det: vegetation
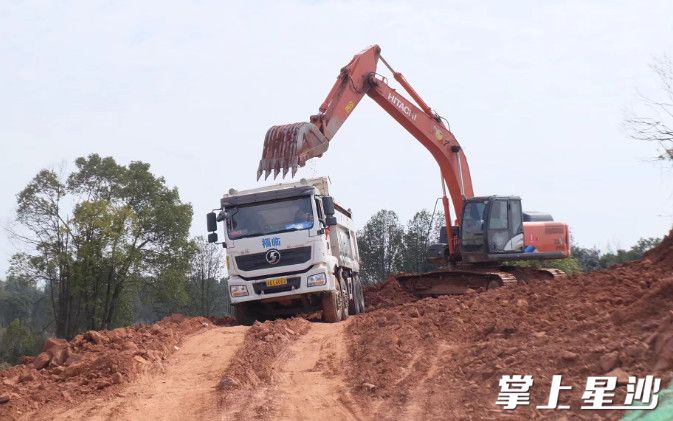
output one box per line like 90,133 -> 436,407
572,237 -> 661,272
356,209 -> 443,284
357,209 -> 661,283
1,155 -> 232,365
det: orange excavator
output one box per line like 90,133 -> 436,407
258,45 -> 570,295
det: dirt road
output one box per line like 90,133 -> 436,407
17,320 -> 366,421
31,325 -> 248,421
219,321 -> 365,421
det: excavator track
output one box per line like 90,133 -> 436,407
395,269 -> 517,298
497,266 -> 567,283
395,266 -> 565,298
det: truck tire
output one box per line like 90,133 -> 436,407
234,303 -> 257,325
354,275 -> 365,313
338,277 -> 349,320
347,273 -> 358,315
321,290 -> 340,323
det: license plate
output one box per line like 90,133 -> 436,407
266,278 -> 287,287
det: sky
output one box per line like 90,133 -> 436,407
1,0 -> 672,275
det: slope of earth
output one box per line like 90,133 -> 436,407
42,324 -> 248,420
0,314 -> 222,420
346,228 -> 673,420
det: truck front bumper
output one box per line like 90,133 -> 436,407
228,265 -> 335,304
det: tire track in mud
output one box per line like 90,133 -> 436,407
398,342 -> 456,421
220,320 -> 364,421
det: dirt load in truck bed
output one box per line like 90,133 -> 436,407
1,228 -> 672,420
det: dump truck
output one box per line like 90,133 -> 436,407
206,177 -> 364,324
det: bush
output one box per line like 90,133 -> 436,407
507,257 -> 583,276
0,319 -> 43,364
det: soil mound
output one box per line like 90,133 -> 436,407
0,315 -> 211,417
363,276 -> 417,311
346,227 -> 673,419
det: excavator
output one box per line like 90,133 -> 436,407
257,45 -> 570,296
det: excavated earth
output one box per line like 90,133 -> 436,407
1,229 -> 672,420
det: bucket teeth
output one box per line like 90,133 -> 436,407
258,122 -> 330,180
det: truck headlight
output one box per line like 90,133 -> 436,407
229,285 -> 249,297
307,272 -> 327,287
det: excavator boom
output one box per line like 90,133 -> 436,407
258,45 -> 474,257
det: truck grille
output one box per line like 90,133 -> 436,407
235,246 -> 312,271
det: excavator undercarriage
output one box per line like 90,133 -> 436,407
395,265 -> 566,298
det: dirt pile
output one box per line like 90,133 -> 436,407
364,276 -> 417,311
219,317 -> 310,390
0,314 -> 211,418
346,228 -> 673,419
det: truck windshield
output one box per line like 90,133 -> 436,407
226,196 -> 314,240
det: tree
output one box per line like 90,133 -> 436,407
572,237 -> 661,272
571,245 -> 603,272
357,210 -> 404,285
0,319 -> 42,365
187,237 -> 229,317
9,154 -> 193,338
626,56 -> 673,163
399,210 -> 444,273
599,237 -> 661,268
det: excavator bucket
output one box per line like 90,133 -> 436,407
257,122 -> 330,180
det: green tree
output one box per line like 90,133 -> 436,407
571,245 -> 603,272
10,154 -> 193,338
357,210 -> 404,285
599,237 -> 662,268
572,237 -> 661,272
0,319 -> 42,364
0,274 -> 45,328
399,210 -> 444,273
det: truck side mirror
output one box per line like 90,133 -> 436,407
207,212 -> 217,232
207,232 -> 218,243
325,216 -> 337,227
322,196 -> 335,216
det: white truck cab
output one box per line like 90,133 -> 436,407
206,177 -> 364,324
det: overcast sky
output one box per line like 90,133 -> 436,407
1,1 -> 673,275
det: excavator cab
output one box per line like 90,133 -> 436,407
459,196 -> 524,262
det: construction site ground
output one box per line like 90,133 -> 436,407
1,229 -> 672,420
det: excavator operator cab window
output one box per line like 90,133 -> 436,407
460,201 -> 487,253
460,197 -> 525,256
487,198 -> 524,254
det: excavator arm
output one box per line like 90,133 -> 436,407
258,45 -> 474,257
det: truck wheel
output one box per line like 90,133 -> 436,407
347,274 -> 359,315
339,277 -> 349,320
321,291 -> 340,323
355,275 -> 365,313
234,303 -> 256,326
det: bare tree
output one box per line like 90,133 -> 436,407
626,57 -> 673,162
